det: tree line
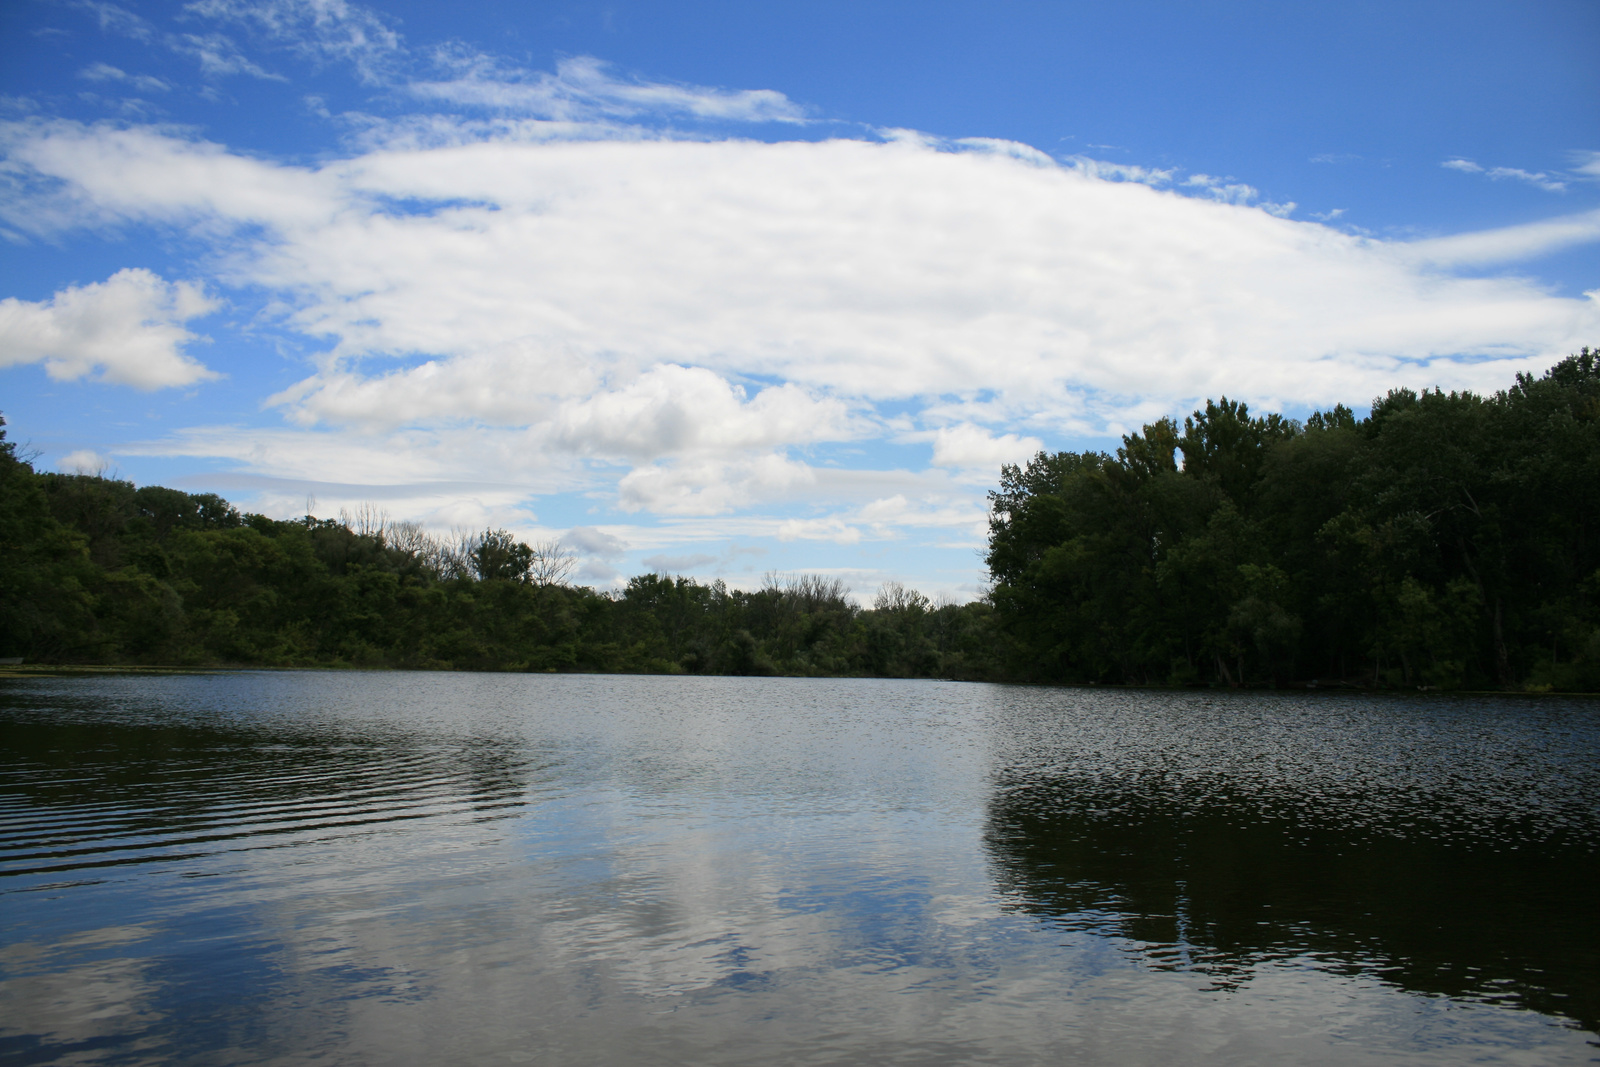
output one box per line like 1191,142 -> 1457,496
0,435 -> 999,677
3,350 -> 1596,689
986,349 -> 1600,690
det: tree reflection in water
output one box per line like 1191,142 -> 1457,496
985,764 -> 1599,1031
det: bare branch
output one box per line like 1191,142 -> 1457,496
528,539 -> 577,587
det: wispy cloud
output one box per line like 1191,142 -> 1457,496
1183,173 -> 1296,216
1442,158 -> 1567,192
409,53 -> 808,124
1063,155 -> 1175,186
173,31 -> 285,79
110,0 -> 800,125
72,0 -> 285,80
78,62 -> 171,93
72,0 -> 156,42
182,0 -> 404,84
1401,207 -> 1600,267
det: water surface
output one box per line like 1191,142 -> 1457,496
1,673 -> 1595,1065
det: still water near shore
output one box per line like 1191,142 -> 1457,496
1,672 -> 1596,1066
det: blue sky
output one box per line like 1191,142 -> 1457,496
2,0 -> 1597,600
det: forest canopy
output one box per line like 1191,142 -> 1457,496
3,350 -> 1597,690
986,349 -> 1600,691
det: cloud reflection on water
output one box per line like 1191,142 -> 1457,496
0,675 -> 1595,1065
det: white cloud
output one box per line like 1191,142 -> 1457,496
618,453 -> 816,515
551,366 -> 861,458
1063,156 -> 1175,186
575,558 -> 620,584
564,526 -> 628,558
641,552 -> 718,573
1402,208 -> 1600,267
410,53 -> 807,124
57,448 -> 111,474
775,516 -> 862,544
5,109 -> 1600,544
0,269 -> 217,388
10,120 -> 1585,422
176,0 -> 793,122
25,9 -> 1600,592
132,423 -> 584,493
0,121 -> 338,234
856,493 -> 987,538
78,62 -> 170,93
1184,173 -> 1294,216
172,31 -> 285,79
761,490 -> 988,547
183,0 -> 404,83
1442,158 -> 1567,192
926,425 -> 1045,470
76,1 -> 157,43
74,0 -> 289,81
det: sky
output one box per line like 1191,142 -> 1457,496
1,0 -> 1597,601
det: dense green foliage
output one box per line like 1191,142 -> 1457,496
5,353 -> 1596,688
987,351 -> 1600,690
0,424 -> 999,677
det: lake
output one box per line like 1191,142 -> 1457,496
1,672 -> 1596,1065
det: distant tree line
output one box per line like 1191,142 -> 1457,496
0,434 -> 998,677
3,351 -> 1596,689
986,349 -> 1600,691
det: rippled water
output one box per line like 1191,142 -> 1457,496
1,673 -> 1596,1066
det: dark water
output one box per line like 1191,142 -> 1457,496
1,673 -> 1596,1066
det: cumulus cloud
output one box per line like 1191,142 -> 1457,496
16,2 -> 1600,592
551,366 -> 861,458
5,105 -> 1600,528
564,526 -> 628,558
10,119 -> 1593,425
858,493 -> 986,533
926,425 -> 1045,470
618,453 -> 816,515
0,269 -> 217,388
57,448 -> 111,474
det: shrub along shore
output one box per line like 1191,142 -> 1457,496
3,351 -> 1597,690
